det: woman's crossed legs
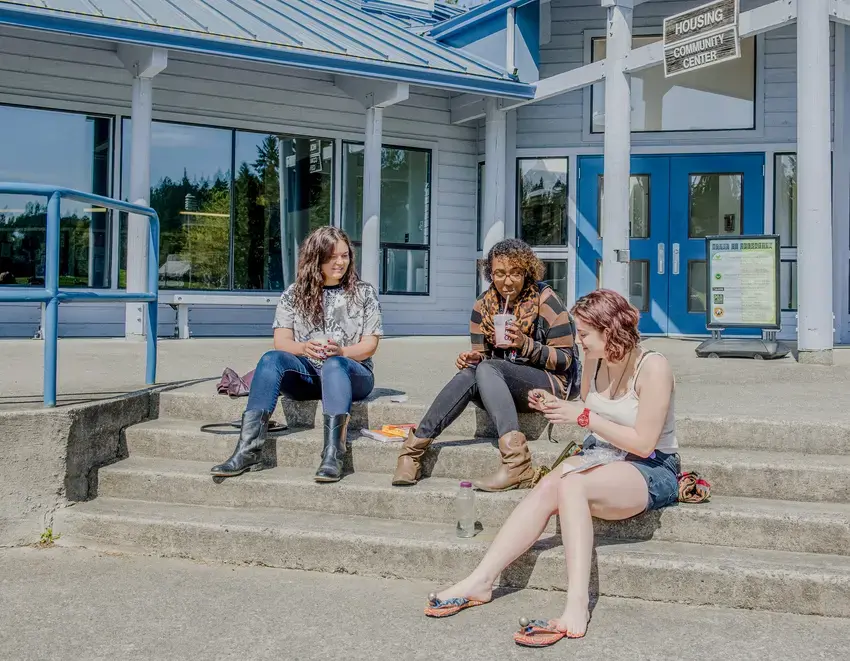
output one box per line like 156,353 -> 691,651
435,458 -> 649,636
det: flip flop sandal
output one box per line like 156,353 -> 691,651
513,619 -> 568,647
514,615 -> 589,646
424,593 -> 488,618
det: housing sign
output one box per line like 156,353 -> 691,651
707,235 -> 781,330
663,0 -> 740,78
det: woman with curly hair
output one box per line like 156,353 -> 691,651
211,226 -> 383,482
423,289 -> 679,646
392,238 -> 579,492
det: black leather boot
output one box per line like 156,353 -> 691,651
314,413 -> 350,483
210,409 -> 270,477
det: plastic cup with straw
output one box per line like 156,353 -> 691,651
494,293 -> 515,348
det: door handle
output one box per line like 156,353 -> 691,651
672,243 -> 680,275
657,243 -> 665,275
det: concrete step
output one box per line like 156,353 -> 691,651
126,419 -> 850,503
154,387 -> 850,455
56,497 -> 850,617
97,456 -> 850,557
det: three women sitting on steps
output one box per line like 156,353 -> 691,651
393,238 -> 580,492
211,226 -> 383,483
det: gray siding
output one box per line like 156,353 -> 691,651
0,26 -> 479,337
515,0 -> 834,150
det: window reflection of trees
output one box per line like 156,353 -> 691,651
519,159 -> 568,246
234,135 -> 333,290
234,136 -> 282,291
124,124 -> 334,292
0,202 -> 100,286
152,170 -> 231,290
0,109 -> 111,288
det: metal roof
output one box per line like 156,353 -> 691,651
0,0 -> 532,97
364,1 -> 466,28
428,0 -> 537,40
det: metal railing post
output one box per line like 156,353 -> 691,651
0,183 -> 159,405
145,211 -> 159,385
43,191 -> 61,407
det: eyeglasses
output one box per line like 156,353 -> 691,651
492,270 -> 524,281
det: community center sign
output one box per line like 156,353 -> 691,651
663,0 -> 740,78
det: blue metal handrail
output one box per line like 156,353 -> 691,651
0,183 -> 160,407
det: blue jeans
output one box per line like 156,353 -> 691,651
246,351 -> 375,416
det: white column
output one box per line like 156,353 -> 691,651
797,0 -> 834,364
333,77 -> 408,291
125,75 -> 153,338
361,106 -> 383,289
600,0 -> 633,296
833,23 -> 850,345
118,46 -> 166,339
482,97 -> 507,255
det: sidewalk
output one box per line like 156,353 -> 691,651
1,546 -> 847,661
4,336 -> 850,421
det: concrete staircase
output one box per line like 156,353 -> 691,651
58,388 -> 850,617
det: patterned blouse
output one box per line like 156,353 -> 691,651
273,281 -> 384,371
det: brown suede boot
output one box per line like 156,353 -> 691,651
473,431 -> 535,492
392,430 -> 433,486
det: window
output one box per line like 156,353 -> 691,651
122,120 -> 232,290
590,35 -> 756,133
688,174 -> 743,239
341,143 -> 431,295
688,261 -> 707,313
774,153 -> 797,248
775,153 -> 797,313
597,174 -> 651,238
518,158 -> 568,246
630,260 -> 650,312
121,121 -> 335,291
0,105 -> 112,288
541,259 -> 569,304
233,134 -> 333,290
781,260 -> 797,311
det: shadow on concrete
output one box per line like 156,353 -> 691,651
0,377 -> 220,411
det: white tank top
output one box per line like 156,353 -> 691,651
585,349 -> 678,454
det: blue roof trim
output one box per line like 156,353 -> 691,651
428,0 -> 536,40
0,5 -> 535,98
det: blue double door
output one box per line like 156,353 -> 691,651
577,154 -> 765,336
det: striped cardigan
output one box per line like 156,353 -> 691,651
469,284 -> 578,397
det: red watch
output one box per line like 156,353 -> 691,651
577,408 -> 591,428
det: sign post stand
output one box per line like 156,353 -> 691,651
695,235 -> 790,360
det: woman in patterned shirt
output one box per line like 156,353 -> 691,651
392,238 -> 579,492
211,226 -> 383,483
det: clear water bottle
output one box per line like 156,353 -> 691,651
456,481 -> 476,538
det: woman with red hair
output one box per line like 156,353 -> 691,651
423,289 -> 679,647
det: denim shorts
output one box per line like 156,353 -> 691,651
582,436 -> 680,511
